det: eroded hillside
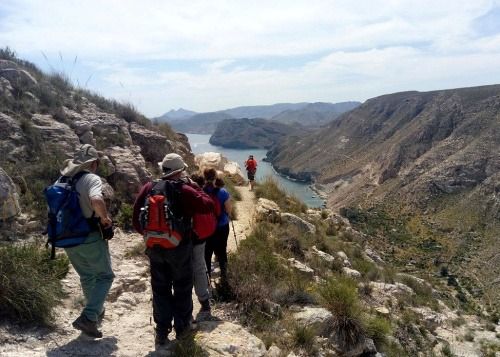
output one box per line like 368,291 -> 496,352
269,85 -> 500,311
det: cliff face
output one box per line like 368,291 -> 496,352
209,118 -> 302,149
269,85 -> 500,307
0,55 -> 193,238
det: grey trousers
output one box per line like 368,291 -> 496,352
193,242 -> 210,302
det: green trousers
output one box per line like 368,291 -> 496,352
65,234 -> 115,322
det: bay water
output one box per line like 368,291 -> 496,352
186,133 -> 325,208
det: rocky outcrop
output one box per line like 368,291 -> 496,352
255,198 -> 281,222
195,152 -> 226,172
293,306 -> 333,332
129,122 -> 174,165
31,114 -> 80,153
0,168 -> 20,220
0,113 -> 27,161
194,152 -> 245,183
280,212 -> 316,235
196,321 -> 267,356
105,146 -> 152,200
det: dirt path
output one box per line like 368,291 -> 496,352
0,185 -> 256,357
227,186 -> 255,253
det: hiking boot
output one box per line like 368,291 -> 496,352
155,327 -> 171,346
196,299 -> 211,321
175,322 -> 195,340
72,314 -> 103,338
199,299 -> 211,313
97,308 -> 105,325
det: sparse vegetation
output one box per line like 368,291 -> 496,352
255,177 -> 307,214
116,203 -> 134,230
0,242 -> 69,323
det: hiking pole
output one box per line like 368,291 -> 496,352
230,219 -> 238,249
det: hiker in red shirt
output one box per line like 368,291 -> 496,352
244,155 -> 258,191
132,153 -> 214,345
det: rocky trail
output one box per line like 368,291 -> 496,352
0,186 -> 264,357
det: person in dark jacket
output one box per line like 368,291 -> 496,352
133,153 -> 214,345
203,168 -> 232,282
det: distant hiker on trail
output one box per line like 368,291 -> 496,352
203,168 -> 232,282
56,144 -> 114,338
244,155 -> 257,191
132,154 -> 214,345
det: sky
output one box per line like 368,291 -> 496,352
1,0 -> 500,117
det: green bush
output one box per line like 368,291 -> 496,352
365,315 -> 391,347
255,177 -> 307,214
318,276 -> 365,350
227,223 -> 287,308
0,243 -> 69,323
224,177 -> 242,201
293,324 -> 316,350
116,203 -> 133,230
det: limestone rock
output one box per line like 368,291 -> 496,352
0,77 -> 13,98
293,306 -> 333,332
0,113 -> 27,161
311,246 -> 336,264
31,114 -> 80,154
265,345 -> 282,357
0,68 -> 38,89
195,152 -> 227,172
105,146 -> 152,200
0,168 -> 20,220
255,198 -> 281,223
342,267 -> 361,279
287,258 -> 314,275
281,212 -> 316,235
223,161 -> 245,184
196,321 -> 267,356
129,122 -> 173,164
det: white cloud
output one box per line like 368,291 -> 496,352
0,0 -> 499,115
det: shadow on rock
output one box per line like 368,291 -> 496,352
47,335 -> 118,357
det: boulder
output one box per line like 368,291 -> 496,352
0,168 -> 20,220
265,345 -> 282,357
326,213 -> 350,234
105,146 -> 152,201
336,251 -> 351,267
281,213 -> 316,235
287,258 -> 314,276
0,113 -> 27,161
342,267 -> 362,279
223,161 -> 245,185
255,198 -> 281,223
0,77 -> 13,98
0,68 -> 38,89
31,114 -> 80,153
293,306 -> 333,332
129,123 -> 173,164
196,321 -> 267,356
195,152 -> 227,172
364,248 -> 384,264
311,245 -> 336,264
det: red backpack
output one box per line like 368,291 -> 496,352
193,187 -> 222,239
140,180 -> 191,249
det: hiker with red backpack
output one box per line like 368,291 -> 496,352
203,168 -> 232,282
244,155 -> 258,191
132,153 -> 214,345
189,173 -> 215,320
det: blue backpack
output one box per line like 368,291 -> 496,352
44,172 -> 95,258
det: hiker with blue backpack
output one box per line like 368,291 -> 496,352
45,144 -> 114,338
203,168 -> 232,282
132,153 -> 215,345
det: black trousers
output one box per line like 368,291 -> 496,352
147,241 -> 193,333
204,224 -> 230,275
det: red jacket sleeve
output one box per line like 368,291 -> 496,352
132,181 -> 153,234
